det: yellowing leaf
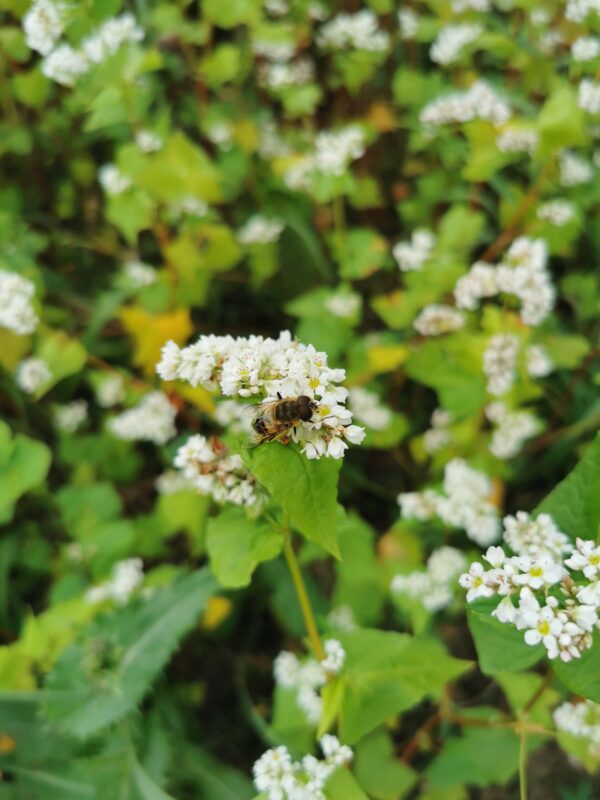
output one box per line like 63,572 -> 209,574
201,596 -> 233,630
120,306 -> 192,376
177,384 -> 215,414
367,344 -> 409,373
0,734 -> 16,754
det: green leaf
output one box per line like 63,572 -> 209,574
425,723 -> 519,789
335,629 -> 471,743
132,756 -> 178,800
537,86 -> 587,157
43,570 -> 217,738
0,423 -> 51,524
330,228 -> 389,280
243,444 -> 342,557
325,768 -> 369,800
36,330 -> 87,397
467,599 -> 542,675
206,507 -> 283,587
202,0 -> 261,28
354,729 -> 417,799
178,746 -> 255,800
537,433 -> 600,539
553,637 -> 600,702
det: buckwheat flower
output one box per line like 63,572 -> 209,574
265,0 -> 289,15
155,469 -> 192,495
317,10 -> 390,52
566,0 -> 600,22
459,562 -> 496,602
578,79 -> 600,114
320,734 -> 353,766
393,229 -> 436,272
0,270 -> 38,335
420,81 -> 511,127
486,402 -> 539,459
54,400 -> 88,433
214,399 -> 253,434
398,8 -> 419,39
496,128 -> 538,154
86,557 -> 144,605
206,121 -> 233,150
96,373 -> 125,407
572,36 -> 600,61
554,700 -> 600,756
325,290 -> 362,320
539,30 -> 564,56
503,512 -> 570,561
514,555 -> 565,590
169,196 -> 208,217
559,150 -> 594,187
274,651 -> 302,688
348,387 -> 391,431
259,58 -> 315,90
98,164 -> 131,195
314,126 -> 366,176
16,357 -> 52,394
398,490 -> 439,520
430,23 -> 483,65
515,590 -> 562,658
123,260 -> 156,288
252,40 -> 296,61
576,580 -> 600,606
252,746 -> 295,799
41,44 -> 89,87
328,605 -> 356,632
258,121 -> 292,159
537,200 -> 576,226
237,215 -> 284,245
414,305 -> 465,336
321,639 -> 345,675
452,0 -> 491,10
454,262 -> 498,310
108,391 -> 177,445
81,13 -> 143,64
530,8 -> 550,25
495,237 -> 555,326
483,334 -> 519,396
565,538 -> 600,580
526,344 -> 554,377
23,0 -> 63,55
135,129 -> 162,152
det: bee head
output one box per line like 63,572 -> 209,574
297,395 -> 317,421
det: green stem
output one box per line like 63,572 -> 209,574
282,535 -> 325,661
519,715 -> 528,800
332,195 -> 346,246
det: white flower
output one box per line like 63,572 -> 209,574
319,735 -> 353,766
16,357 -> 52,394
516,591 -> 563,658
565,538 -> 600,580
423,408 -> 452,454
398,9 -> 419,39
86,558 -> 144,605
554,700 -> 600,755
452,0 -> 491,10
559,151 -> 594,187
313,126 -> 365,177
576,580 -> 600,606
537,200 -> 576,227
155,469 -> 192,495
513,555 -> 565,590
493,596 -> 517,623
81,13 -> 143,64
214,399 -> 253,434
398,490 -> 439,520
454,262 -> 498,310
483,334 -> 519,396
486,403 -> 539,459
123,260 -> 156,288
54,400 -> 88,433
496,128 -> 538,154
503,512 -> 570,561
42,44 -> 89,87
274,651 -> 301,688
495,237 -> 555,326
321,639 -> 345,675
325,290 -> 362,319
317,10 -> 390,52
96,373 -> 125,407
0,270 -> 38,335
578,79 -> 600,114
420,81 -> 511,127
108,391 -> 177,445
328,605 -> 356,631
393,229 -> 436,272
169,196 -> 208,217
206,121 -> 232,150
348,387 -> 391,431
135,129 -> 162,152
526,345 -> 553,377
237,216 -> 284,245
259,58 -> 315,90
253,746 -> 295,798
566,0 -> 600,21
572,36 -> 600,61
430,23 -> 483,66
414,305 -> 465,336
23,0 -> 63,55
98,164 -> 131,195
459,562 -> 496,603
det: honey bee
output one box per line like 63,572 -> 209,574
250,393 -> 317,445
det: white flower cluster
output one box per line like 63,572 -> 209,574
123,260 -> 156,288
559,151 -> 594,187
86,558 -> 144,605
206,121 -> 233,150
98,164 -> 131,195
237,215 -> 284,245
284,127 -> 365,189
214,399 -> 253,434
414,305 -> 465,336
572,36 -> 600,61
23,0 -> 63,55
253,736 -> 353,800
252,40 -> 296,62
348,387 -> 392,431
155,469 -> 192,495
39,13 -> 143,87
324,289 -> 362,319
430,23 -> 483,66
157,331 -> 365,460
169,195 -> 208,218
554,700 -> 600,757
423,408 -> 452,454
496,128 -> 539,154
566,0 -> 600,23
483,334 -> 519,396
486,401 -> 539,459
392,546 -> 467,612
393,229 -> 436,272
398,9 -> 419,39
0,270 -> 38,335
317,10 -> 390,52
455,237 -> 554,326
460,519 -> 600,663
16,357 -> 52,394
328,605 -> 356,632
173,434 -> 261,507
54,400 -> 88,433
578,79 -> 600,114
399,458 -> 500,546
274,640 -> 346,725
537,200 -> 576,226
420,81 -> 511,127
135,129 -> 162,152
95,373 -> 125,407
526,344 -> 554,378
108,391 -> 176,445
452,0 -> 491,10
259,58 -> 315,90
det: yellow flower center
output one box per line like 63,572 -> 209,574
538,621 -> 550,636
530,567 -> 543,577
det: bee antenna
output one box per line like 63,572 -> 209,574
277,392 -> 282,400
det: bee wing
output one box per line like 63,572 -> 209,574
243,398 -> 279,419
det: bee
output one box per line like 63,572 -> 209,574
250,393 -> 317,445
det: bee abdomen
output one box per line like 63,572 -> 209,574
275,401 -> 298,422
